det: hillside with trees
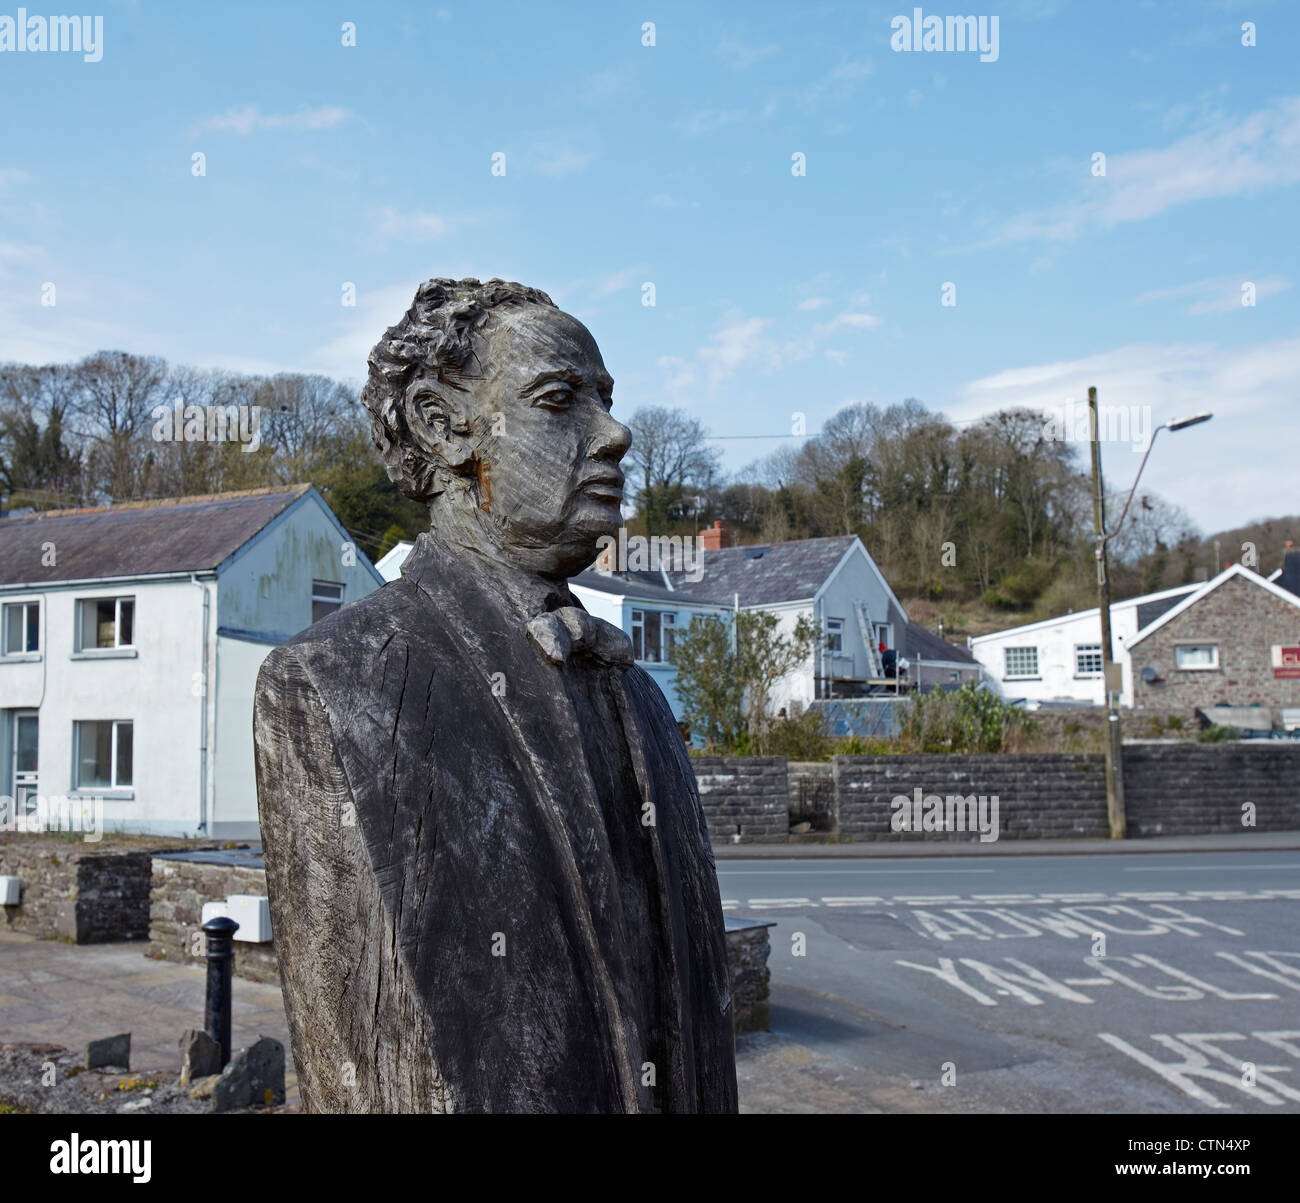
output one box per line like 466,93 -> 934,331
2,351 -> 1294,635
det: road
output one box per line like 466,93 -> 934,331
718,851 -> 1300,1113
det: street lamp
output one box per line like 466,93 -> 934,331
1088,389 -> 1212,840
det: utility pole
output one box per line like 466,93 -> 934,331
1089,388 -> 1127,840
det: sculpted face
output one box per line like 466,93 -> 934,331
409,304 -> 632,578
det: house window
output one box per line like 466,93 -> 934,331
1004,646 -> 1039,678
2,601 -> 39,654
631,609 -> 674,663
77,597 -> 134,650
826,618 -> 845,654
661,612 -> 677,663
312,581 -> 344,623
74,720 -> 133,790
1075,644 -> 1104,676
1175,644 -> 1219,671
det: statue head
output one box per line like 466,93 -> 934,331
361,278 -> 631,579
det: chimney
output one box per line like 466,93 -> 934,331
700,520 -> 730,551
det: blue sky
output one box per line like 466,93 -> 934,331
1,0 -> 1296,533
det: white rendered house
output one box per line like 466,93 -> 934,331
967,584 -> 1199,707
0,485 -> 383,837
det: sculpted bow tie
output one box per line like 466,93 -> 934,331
527,607 -> 634,670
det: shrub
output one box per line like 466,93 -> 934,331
1196,724 -> 1234,743
900,681 -> 1039,753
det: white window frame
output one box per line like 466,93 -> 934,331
1074,643 -> 1103,677
1004,646 -> 1039,679
1174,643 -> 1219,671
312,580 -> 345,623
2,600 -> 40,656
631,608 -> 669,663
826,617 -> 845,654
873,622 -> 893,651
75,596 -> 135,652
661,611 -> 677,663
73,719 -> 133,792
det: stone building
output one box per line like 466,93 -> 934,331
1127,563 -> 1300,717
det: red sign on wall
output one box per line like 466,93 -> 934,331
1273,645 -> 1300,679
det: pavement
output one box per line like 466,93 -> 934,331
713,829 -> 1300,858
0,932 -> 299,1106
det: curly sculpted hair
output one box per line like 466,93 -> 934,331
360,277 -> 556,501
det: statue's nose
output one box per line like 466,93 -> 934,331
590,410 -> 632,461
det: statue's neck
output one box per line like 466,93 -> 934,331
416,524 -> 575,619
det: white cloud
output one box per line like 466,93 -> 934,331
797,296 -> 828,311
0,167 -> 32,195
592,266 -> 645,298
531,136 -> 594,176
699,314 -> 772,385
955,336 -> 1300,531
197,105 -> 351,135
682,108 -> 745,137
372,205 -> 451,242
981,96 -> 1300,247
719,39 -> 780,70
817,311 -> 881,333
1133,274 -> 1291,315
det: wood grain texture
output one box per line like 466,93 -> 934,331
254,533 -> 737,1113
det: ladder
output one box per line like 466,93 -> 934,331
854,601 -> 884,678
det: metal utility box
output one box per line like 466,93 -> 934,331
226,894 -> 272,942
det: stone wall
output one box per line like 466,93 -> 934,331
0,839 -> 164,942
1124,743 -> 1300,836
148,858 -> 280,983
691,756 -> 788,843
1131,573 -> 1300,714
725,919 -> 773,1033
835,754 -> 1107,843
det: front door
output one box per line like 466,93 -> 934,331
12,710 -> 38,820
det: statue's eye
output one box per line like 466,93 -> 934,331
534,388 -> 574,410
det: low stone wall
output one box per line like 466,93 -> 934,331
725,919 -> 774,1033
149,857 -> 772,1034
1125,743 -> 1300,836
148,858 -> 280,983
835,754 -> 1107,843
0,839 -> 165,943
691,756 -> 788,844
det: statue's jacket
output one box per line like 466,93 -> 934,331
253,533 -> 738,1113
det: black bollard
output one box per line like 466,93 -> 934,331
201,915 -> 240,1067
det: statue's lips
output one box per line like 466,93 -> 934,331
578,478 -> 624,502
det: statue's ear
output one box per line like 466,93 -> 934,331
403,379 -> 474,472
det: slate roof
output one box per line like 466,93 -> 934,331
662,534 -> 858,605
569,570 -> 711,605
1134,585 -> 1199,632
903,620 -> 976,664
0,485 -> 313,587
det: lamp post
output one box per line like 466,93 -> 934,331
1088,388 -> 1212,840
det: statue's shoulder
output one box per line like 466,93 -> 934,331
257,579 -> 433,698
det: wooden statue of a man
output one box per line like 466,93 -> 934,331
253,278 -> 738,1113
